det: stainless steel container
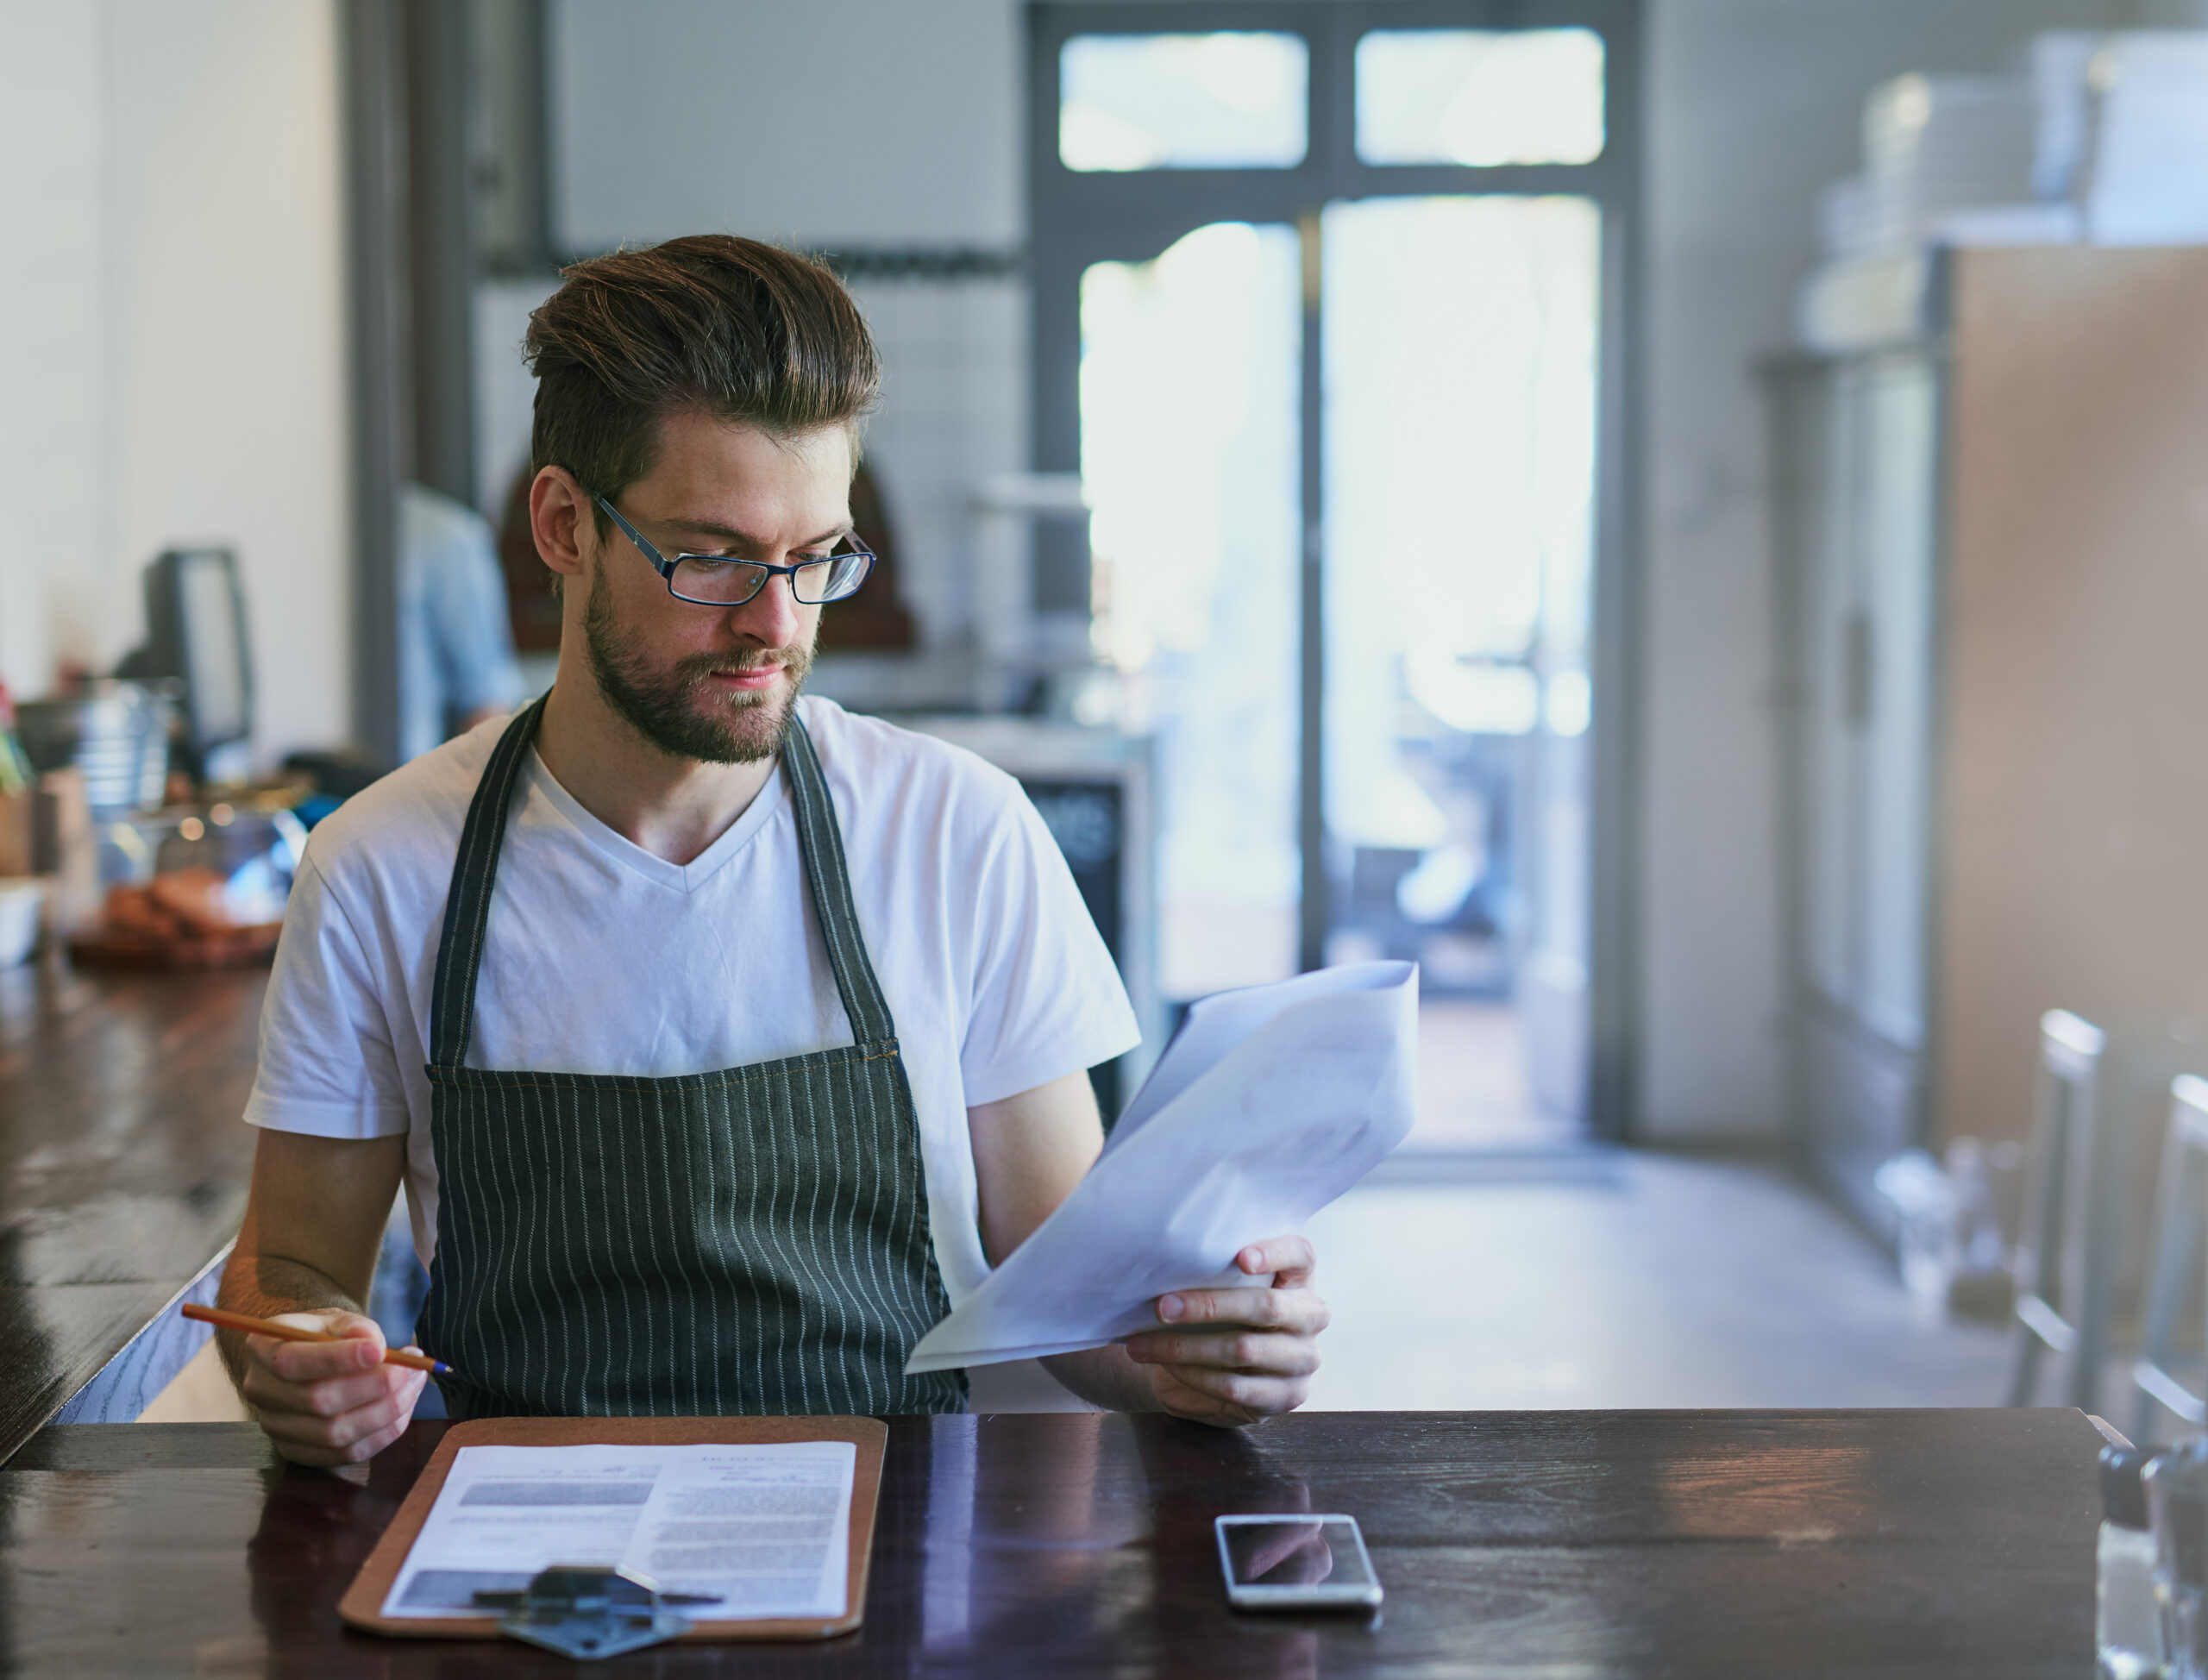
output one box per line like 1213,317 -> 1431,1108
16,681 -> 176,813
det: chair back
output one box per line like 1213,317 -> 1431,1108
2009,1009 -> 2108,1407
2132,1075 -> 2208,1438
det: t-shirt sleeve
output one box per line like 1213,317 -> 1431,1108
957,782 -> 1142,1109
242,854 -> 415,1138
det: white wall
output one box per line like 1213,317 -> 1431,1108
0,0 -> 350,766
551,0 -> 1022,249
0,3 -> 104,711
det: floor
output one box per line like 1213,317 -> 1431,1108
1300,1150 -> 2015,1411
140,1341 -> 248,1423
1407,998 -> 1578,1150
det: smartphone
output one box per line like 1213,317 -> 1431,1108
1214,1514 -> 1383,1611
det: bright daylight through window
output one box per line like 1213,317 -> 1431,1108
1060,32 -> 1309,172
1355,28 -> 1606,167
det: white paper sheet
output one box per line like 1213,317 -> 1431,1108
380,1441 -> 854,1620
906,960 -> 1417,1374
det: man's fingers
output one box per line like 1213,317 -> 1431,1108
1236,1234 -> 1316,1284
241,1359 -> 396,1420
252,1333 -> 387,1385
242,1349 -> 420,1433
1126,1329 -> 1321,1377
249,1367 -> 423,1462
269,1408 -> 410,1469
1151,1364 -> 1308,1422
242,1309 -> 386,1382
229,1308 -> 418,1467
246,1366 -> 410,1435
1156,1283 -> 1329,1337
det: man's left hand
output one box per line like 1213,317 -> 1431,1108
1121,1235 -> 1328,1426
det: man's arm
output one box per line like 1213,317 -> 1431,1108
216,1129 -> 427,1466
967,1071 -> 1328,1426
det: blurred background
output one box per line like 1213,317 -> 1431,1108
9,0 -> 2208,1422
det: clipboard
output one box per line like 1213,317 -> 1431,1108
338,1415 -> 888,1642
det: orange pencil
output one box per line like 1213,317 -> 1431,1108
182,1302 -> 454,1376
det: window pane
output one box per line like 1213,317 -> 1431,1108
1356,29 -> 1605,166
1061,34 -> 1308,172
1322,196 -> 1602,1000
1082,224 -> 1302,997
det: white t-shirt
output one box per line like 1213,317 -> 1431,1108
245,695 -> 1142,1318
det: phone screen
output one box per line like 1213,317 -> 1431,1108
1220,1519 -> 1375,1589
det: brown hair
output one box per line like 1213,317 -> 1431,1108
524,235 -> 879,531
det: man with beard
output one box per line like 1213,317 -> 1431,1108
216,235 -> 1329,1463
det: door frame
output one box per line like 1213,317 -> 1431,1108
1027,0 -> 1644,1139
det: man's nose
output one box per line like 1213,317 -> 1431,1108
727,571 -> 806,646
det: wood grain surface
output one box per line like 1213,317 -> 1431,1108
0,954 -> 266,1460
0,1407 -> 2100,1677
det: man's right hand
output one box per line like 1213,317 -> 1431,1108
235,1310 -> 427,1467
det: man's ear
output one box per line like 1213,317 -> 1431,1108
530,466 -> 593,588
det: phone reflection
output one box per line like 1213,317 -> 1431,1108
926,1412 -> 1320,1677
1224,1518 -> 1333,1586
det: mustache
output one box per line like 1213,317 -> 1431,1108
672,645 -> 808,680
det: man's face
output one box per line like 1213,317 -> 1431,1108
580,411 -> 853,764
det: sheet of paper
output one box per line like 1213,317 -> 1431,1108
380,1441 -> 855,1620
906,960 -> 1416,1373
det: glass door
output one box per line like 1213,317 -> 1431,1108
1032,3 -> 1638,1138
1082,223 -> 1304,998
1320,192 -> 1600,1138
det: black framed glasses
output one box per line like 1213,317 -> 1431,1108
594,495 -> 875,607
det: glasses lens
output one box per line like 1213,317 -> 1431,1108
670,555 -> 769,604
792,550 -> 874,605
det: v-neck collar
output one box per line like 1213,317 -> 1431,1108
524,746 -> 787,894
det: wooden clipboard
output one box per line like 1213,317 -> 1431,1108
338,1415 -> 887,1642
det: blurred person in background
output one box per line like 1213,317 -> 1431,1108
397,482 -> 527,763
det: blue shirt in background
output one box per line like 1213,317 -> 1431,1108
397,484 -> 528,764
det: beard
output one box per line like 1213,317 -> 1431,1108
582,567 -> 814,764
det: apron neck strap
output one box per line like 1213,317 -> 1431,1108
429,693 -> 547,1071
428,694 -> 895,1072
779,716 -> 897,1045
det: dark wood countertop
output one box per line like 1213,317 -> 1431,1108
0,1407 -> 2100,1677
0,952 -> 266,1460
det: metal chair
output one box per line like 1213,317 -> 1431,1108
2133,1075 -> 2208,1441
2008,1009 -> 2111,1408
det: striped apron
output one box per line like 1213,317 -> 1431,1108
413,696 -> 968,1418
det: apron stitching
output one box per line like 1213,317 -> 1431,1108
820,1054 -> 860,1414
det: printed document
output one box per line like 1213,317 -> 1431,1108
906,960 -> 1417,1373
381,1441 -> 854,1620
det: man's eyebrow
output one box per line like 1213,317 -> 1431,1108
658,515 -> 853,551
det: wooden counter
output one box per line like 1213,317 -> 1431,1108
0,952 -> 265,1461
0,1407 -> 2098,1676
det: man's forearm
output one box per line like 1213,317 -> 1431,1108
212,1251 -> 365,1388
1042,1345 -> 1164,1413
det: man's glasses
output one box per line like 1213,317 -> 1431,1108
594,495 -> 875,608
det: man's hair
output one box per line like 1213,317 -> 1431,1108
524,235 -> 879,531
